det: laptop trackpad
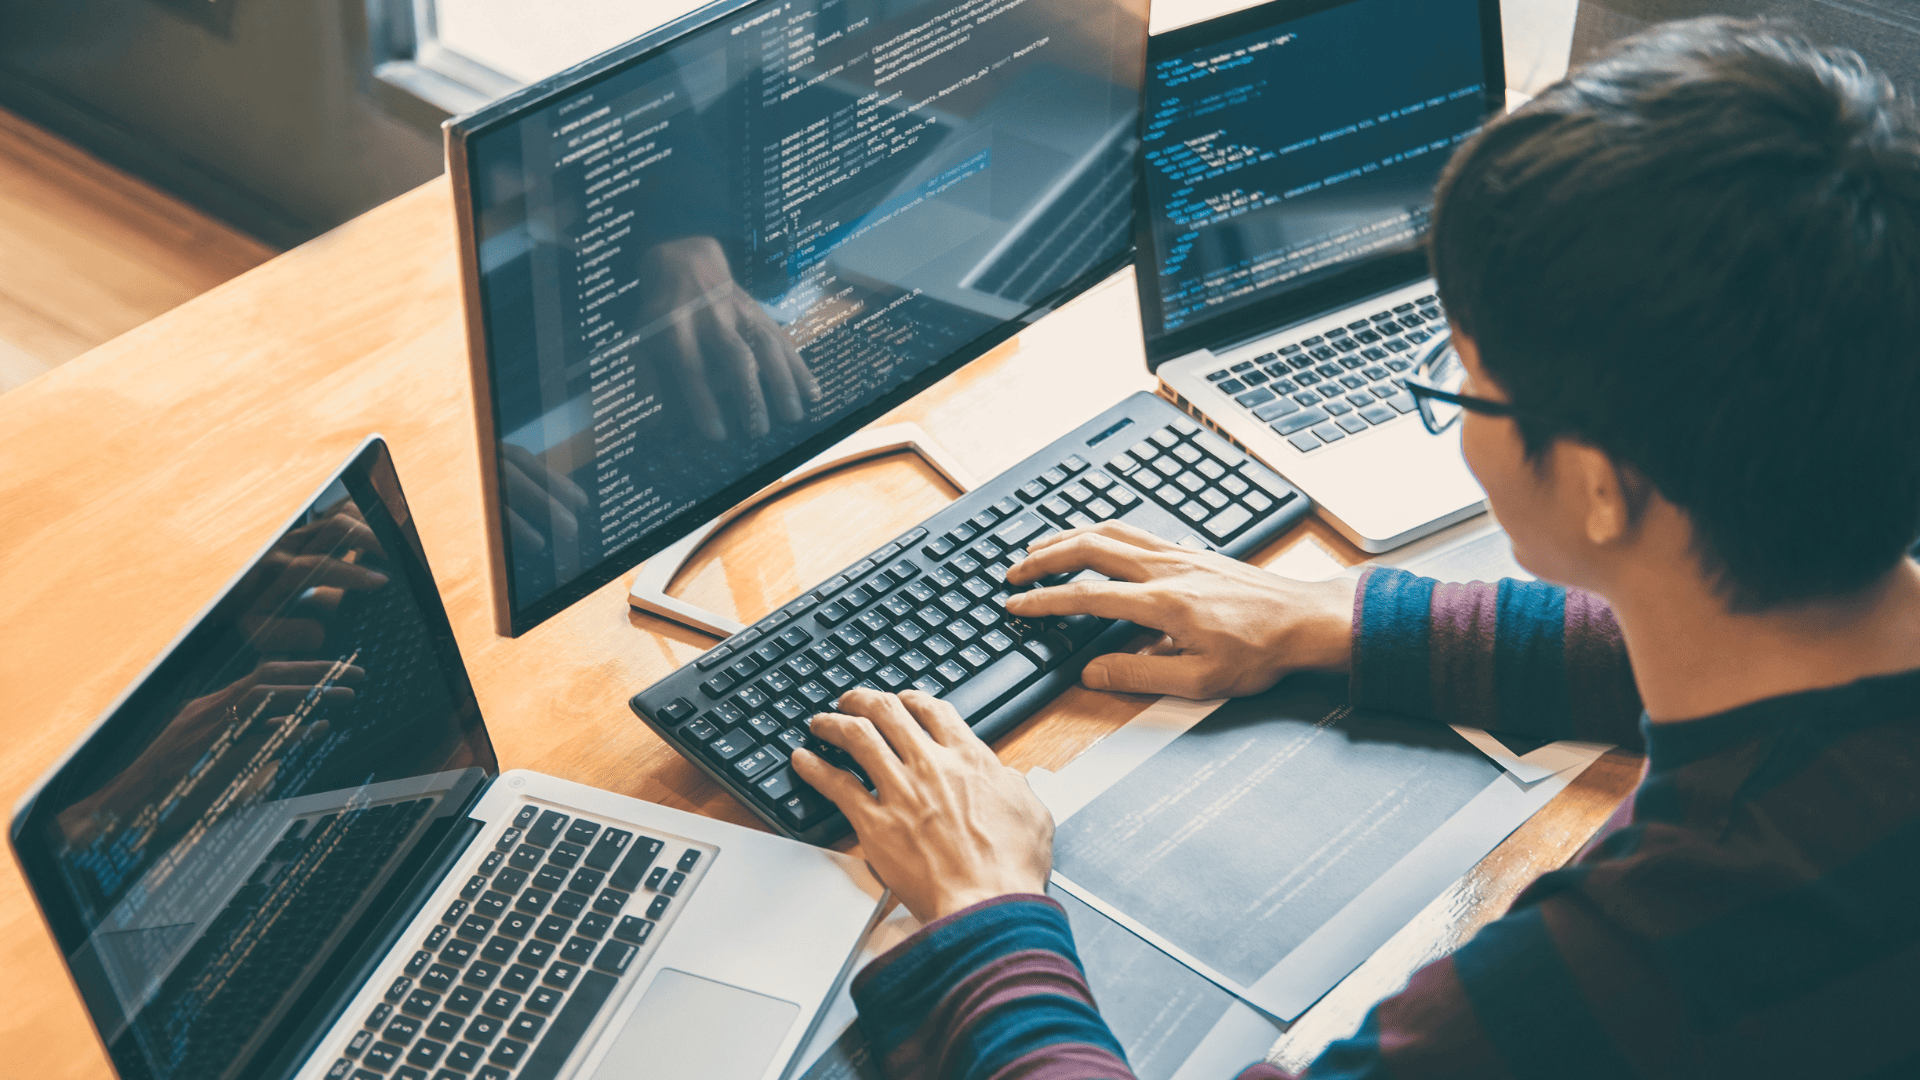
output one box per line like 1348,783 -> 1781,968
590,969 -> 799,1080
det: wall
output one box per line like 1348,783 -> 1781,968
0,0 -> 444,246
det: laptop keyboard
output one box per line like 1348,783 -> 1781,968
631,393 -> 1312,844
325,804 -> 711,1080
1204,295 -> 1448,454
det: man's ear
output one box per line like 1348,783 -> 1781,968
1565,442 -> 1632,546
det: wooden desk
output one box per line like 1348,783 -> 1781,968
0,177 -> 1641,1079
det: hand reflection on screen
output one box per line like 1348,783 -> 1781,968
56,660 -> 365,848
233,504 -> 390,652
503,443 -> 588,558
638,236 -> 821,441
55,505 -> 389,846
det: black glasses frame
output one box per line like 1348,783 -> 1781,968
1401,333 -> 1516,434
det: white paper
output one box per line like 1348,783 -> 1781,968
789,904 -> 923,1077
1449,726 -> 1611,784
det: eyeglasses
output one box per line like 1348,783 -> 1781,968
1401,331 -> 1516,434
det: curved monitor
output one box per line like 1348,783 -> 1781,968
448,0 -> 1149,635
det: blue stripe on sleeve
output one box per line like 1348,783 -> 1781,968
955,986 -> 1131,1078
1453,904 -> 1635,1080
1352,568 -> 1435,719
1493,578 -> 1570,740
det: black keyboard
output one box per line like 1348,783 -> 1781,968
630,392 -> 1312,845
1203,294 -> 1448,454
325,804 -> 710,1080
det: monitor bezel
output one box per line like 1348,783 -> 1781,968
1132,0 -> 1506,370
446,0 -> 1148,637
6,435 -> 498,1080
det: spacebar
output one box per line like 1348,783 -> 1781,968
946,650 -> 1041,725
519,969 -> 618,1080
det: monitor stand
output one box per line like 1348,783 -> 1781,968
628,423 -> 978,637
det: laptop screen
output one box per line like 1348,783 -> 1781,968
9,440 -> 496,1080
451,0 -> 1148,635
1136,0 -> 1500,356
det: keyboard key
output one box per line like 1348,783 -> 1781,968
509,844 -> 543,871
384,1014 -> 422,1044
1202,504 -> 1255,541
594,939 -> 639,974
446,1042 -> 485,1071
1273,408 -> 1329,436
648,894 -> 672,919
607,837 -> 663,891
363,1043 -> 404,1071
1288,430 -> 1321,451
658,698 -> 695,723
500,965 -> 537,992
489,1039 -> 528,1068
1312,422 -> 1347,443
757,768 -> 796,801
779,790 -> 830,826
550,890 -> 587,918
615,915 -> 656,944
578,912 -> 612,939
509,1013 -> 547,1041
517,939 -> 554,966
535,914 -> 571,941
528,987 -> 563,1014
1234,386 -> 1274,407
1361,404 -> 1396,424
708,728 -> 754,761
463,1014 -> 503,1045
1338,413 -> 1370,434
554,937 -> 591,964
526,811 -> 567,848
406,1039 -> 446,1069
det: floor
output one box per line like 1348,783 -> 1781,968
0,107 -> 275,394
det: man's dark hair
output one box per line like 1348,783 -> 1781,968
1431,17 -> 1920,611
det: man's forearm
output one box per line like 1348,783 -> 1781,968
1348,567 -> 1643,748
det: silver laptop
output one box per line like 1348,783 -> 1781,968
1139,0 -> 1506,552
8,438 -> 884,1080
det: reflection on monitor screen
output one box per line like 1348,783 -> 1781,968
458,0 -> 1147,633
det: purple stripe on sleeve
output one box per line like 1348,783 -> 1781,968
1426,580 -> 1500,725
1560,587 -> 1644,748
881,949 -> 1101,1080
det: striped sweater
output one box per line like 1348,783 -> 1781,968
850,567 -> 1920,1080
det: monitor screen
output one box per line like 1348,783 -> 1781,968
454,0 -> 1148,634
9,441 -> 495,1080
1136,0 -> 1497,345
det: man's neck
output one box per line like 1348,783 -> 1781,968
1606,560 -> 1920,723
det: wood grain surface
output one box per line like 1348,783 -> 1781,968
0,176 -> 1639,1079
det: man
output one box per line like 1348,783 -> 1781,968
790,17 -> 1920,1080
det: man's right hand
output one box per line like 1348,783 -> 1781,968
1004,521 -> 1357,700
